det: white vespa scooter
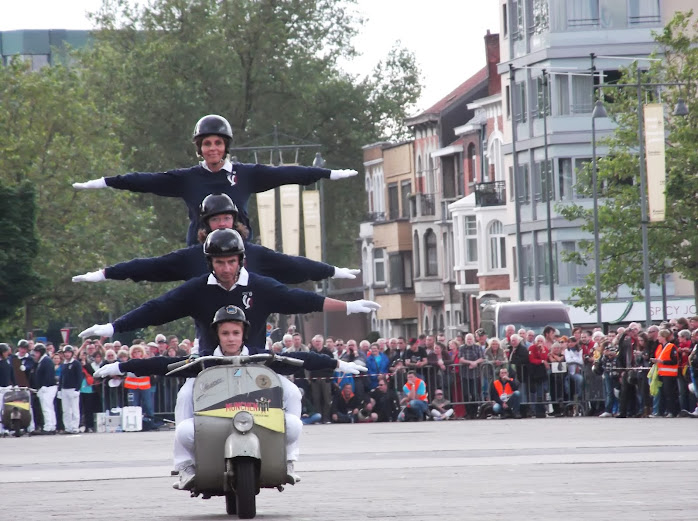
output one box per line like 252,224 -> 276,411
168,353 -> 304,518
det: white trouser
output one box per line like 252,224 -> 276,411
173,376 -> 302,469
37,385 -> 58,432
61,389 -> 81,433
172,379 -> 196,468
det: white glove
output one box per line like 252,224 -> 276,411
72,269 -> 106,283
332,267 -> 360,280
337,360 -> 368,375
79,323 -> 114,339
346,299 -> 380,315
329,169 -> 358,180
72,177 -> 107,190
93,362 -> 124,378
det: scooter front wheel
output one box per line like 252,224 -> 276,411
234,457 -> 257,519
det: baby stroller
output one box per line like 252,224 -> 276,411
1,387 -> 33,437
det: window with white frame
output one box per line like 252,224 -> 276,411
558,158 -> 574,200
373,248 -> 385,285
413,231 -> 421,278
628,0 -> 660,25
515,81 -> 527,123
488,134 -> 503,182
464,216 -> 478,263
468,143 -> 477,183
567,0 -> 600,28
554,73 -> 592,115
427,157 -> 436,193
425,229 -> 438,276
488,220 -> 506,270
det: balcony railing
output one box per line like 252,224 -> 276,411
365,211 -> 386,223
409,193 -> 436,218
474,181 -> 506,207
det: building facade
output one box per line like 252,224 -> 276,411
497,0 -> 695,323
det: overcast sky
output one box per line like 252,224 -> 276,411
1,0 -> 500,111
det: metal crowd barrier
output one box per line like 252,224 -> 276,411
94,363 -> 659,420
98,375 -> 187,421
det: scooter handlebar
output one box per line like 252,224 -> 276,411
165,353 -> 305,375
166,359 -> 191,373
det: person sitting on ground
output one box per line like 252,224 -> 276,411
429,389 -> 454,420
299,388 -> 322,425
490,367 -> 521,419
330,383 -> 364,423
365,377 -> 400,422
398,371 -> 429,422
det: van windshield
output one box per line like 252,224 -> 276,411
497,322 -> 572,339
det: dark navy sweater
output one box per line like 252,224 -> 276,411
59,359 -> 83,391
0,357 -> 15,386
104,163 -> 331,246
112,270 -> 325,355
34,356 -> 56,389
117,348 -> 336,378
104,242 -> 334,284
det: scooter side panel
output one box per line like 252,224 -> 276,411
193,366 -> 287,492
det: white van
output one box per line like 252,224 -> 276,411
480,301 -> 574,339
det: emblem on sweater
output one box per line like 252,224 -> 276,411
242,291 -> 253,309
227,167 -> 237,187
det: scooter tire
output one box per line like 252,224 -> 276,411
234,457 -> 257,519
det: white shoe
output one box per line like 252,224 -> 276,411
286,461 -> 301,485
173,464 -> 196,490
599,412 -> 612,418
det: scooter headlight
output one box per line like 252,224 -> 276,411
233,411 -> 254,433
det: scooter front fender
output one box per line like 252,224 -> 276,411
225,431 -> 260,460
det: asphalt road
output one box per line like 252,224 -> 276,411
2,417 -> 697,521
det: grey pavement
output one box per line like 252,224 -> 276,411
2,417 -> 697,520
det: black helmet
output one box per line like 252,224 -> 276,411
62,345 -> 74,353
204,229 -> 245,259
199,193 -> 238,226
17,339 -> 29,349
0,343 -> 10,355
33,343 -> 47,356
193,114 -> 233,141
211,305 -> 249,340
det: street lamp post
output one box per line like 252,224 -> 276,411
313,152 -> 329,338
590,99 -> 605,328
542,70 -> 554,300
510,64 -> 525,301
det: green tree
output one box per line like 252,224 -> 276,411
79,0 -> 421,262
558,11 -> 698,310
0,60 -> 165,336
0,181 -> 40,325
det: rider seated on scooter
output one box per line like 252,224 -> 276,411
94,305 -> 366,490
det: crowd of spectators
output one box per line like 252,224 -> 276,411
269,315 -> 698,422
2,314 -> 697,433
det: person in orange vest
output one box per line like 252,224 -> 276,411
398,371 -> 428,421
123,344 -> 153,419
651,329 -> 679,417
490,367 -> 522,418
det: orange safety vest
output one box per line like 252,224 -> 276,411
493,380 -> 514,399
657,343 -> 678,377
405,378 -> 427,402
124,375 -> 151,390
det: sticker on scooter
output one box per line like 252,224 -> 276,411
256,374 -> 271,388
